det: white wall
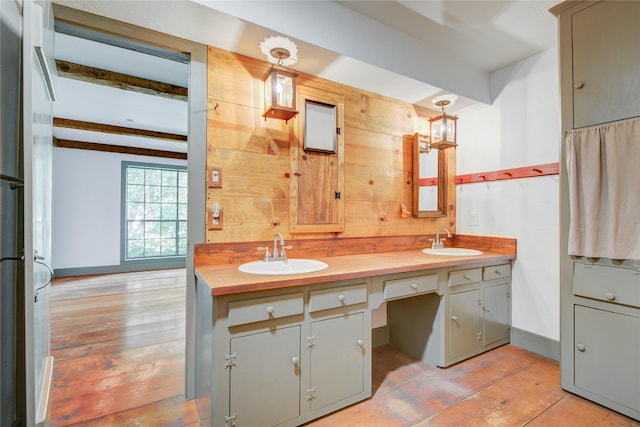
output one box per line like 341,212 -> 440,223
51,147 -> 186,270
456,47 -> 560,342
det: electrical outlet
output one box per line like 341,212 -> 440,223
470,211 -> 479,227
208,204 -> 223,230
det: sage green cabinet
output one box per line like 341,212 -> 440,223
570,0 -> 640,128
449,289 -> 482,361
228,325 -> 301,427
574,305 -> 640,413
448,267 -> 510,364
386,263 -> 511,368
483,283 -> 510,347
308,312 -> 365,413
203,278 -> 371,427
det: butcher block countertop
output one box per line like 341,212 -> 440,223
195,245 -> 516,297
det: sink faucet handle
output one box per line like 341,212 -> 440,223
280,245 -> 293,259
257,246 -> 271,262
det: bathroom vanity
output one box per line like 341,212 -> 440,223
195,238 -> 515,427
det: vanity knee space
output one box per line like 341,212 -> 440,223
380,263 -> 511,368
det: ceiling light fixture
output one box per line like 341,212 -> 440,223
260,36 -> 299,123
429,96 -> 458,150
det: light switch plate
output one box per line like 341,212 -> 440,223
207,166 -> 223,188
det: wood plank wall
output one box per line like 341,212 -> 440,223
205,46 -> 456,243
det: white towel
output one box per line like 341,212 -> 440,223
565,117 -> 640,260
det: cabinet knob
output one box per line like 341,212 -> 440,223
451,315 -> 458,322
577,343 -> 586,352
464,274 -> 471,280
337,294 -> 345,302
291,356 -> 300,365
605,292 -> 615,301
410,283 -> 418,290
266,306 -> 275,315
575,81 -> 585,89
356,339 -> 365,347
494,269 -> 502,275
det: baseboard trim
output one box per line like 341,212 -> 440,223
36,356 -> 54,426
510,327 -> 560,361
54,259 -> 186,278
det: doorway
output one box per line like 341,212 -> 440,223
51,4 -> 206,401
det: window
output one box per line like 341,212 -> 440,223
122,162 -> 187,261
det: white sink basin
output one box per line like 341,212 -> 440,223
422,248 -> 483,256
238,259 -> 329,275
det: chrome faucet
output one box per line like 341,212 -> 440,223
273,232 -> 284,258
258,232 -> 292,262
431,228 -> 452,249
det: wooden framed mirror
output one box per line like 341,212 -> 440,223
412,133 -> 447,217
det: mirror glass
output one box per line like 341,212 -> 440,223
412,133 -> 447,217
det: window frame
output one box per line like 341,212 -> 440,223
120,161 -> 188,264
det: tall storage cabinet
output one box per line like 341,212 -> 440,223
553,0 -> 640,421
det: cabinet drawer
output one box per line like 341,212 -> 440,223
384,274 -> 437,300
449,268 -> 482,287
227,292 -> 304,327
309,283 -> 368,313
573,263 -> 640,309
483,264 -> 511,281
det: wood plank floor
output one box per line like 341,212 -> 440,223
49,269 -> 639,426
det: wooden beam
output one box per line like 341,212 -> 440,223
53,137 -> 187,160
55,59 -> 188,101
53,118 -> 187,142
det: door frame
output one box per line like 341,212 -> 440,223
50,4 -> 207,398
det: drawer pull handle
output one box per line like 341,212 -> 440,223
464,274 -> 471,280
410,283 -> 418,290
291,356 -> 300,366
577,344 -> 586,352
356,339 -> 365,347
451,315 -> 458,322
605,292 -> 615,301
338,294 -> 345,302
266,306 -> 275,315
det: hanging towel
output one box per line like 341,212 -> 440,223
565,117 -> 640,260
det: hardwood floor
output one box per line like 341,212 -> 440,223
49,269 -> 638,426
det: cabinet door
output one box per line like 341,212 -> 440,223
483,283 -> 510,347
290,86 -> 345,234
572,1 -> 640,128
449,289 -> 482,360
308,312 -> 364,412
229,326 -> 301,426
574,305 -> 640,412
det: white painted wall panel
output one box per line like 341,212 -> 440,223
51,147 -> 186,269
456,47 -> 561,341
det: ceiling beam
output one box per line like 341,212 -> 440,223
53,137 -> 187,160
53,117 -> 187,142
55,59 -> 188,101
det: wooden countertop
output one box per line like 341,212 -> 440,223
196,249 -> 515,296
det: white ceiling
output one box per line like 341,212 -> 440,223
52,0 -> 561,151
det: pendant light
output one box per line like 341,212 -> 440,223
429,99 -> 458,149
260,37 -> 300,123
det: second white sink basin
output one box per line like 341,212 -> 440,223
238,259 -> 329,275
423,248 -> 483,256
